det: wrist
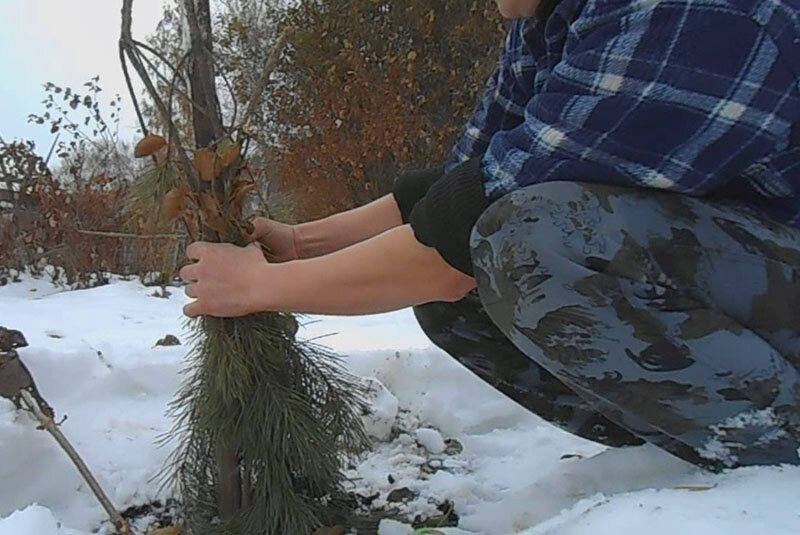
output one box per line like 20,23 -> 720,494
290,224 -> 305,259
252,261 -> 285,312
293,219 -> 335,259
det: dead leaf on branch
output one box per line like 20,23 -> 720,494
313,526 -> 345,535
217,141 -> 241,169
197,191 -> 228,234
149,526 -> 182,535
229,179 -> 255,211
154,144 -> 171,167
134,134 -> 167,158
161,183 -> 193,225
193,148 -> 217,182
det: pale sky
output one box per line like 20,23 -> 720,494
0,1 -> 166,155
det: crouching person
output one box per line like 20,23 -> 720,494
179,0 -> 800,472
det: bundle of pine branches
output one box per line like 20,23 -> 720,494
120,2 -> 376,531
165,312 -> 370,534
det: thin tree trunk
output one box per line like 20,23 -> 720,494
181,0 -> 243,517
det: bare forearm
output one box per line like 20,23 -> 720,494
258,225 -> 475,315
294,194 -> 403,258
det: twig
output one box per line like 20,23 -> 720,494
19,391 -> 132,535
240,29 -> 289,132
77,229 -> 184,239
165,50 -> 192,170
119,44 -> 148,136
218,66 -> 238,130
43,133 -> 60,167
131,39 -> 190,88
134,42 -> 214,123
121,0 -> 200,191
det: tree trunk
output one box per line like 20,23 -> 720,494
182,0 -> 244,519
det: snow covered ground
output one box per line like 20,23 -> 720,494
1,274 -> 799,535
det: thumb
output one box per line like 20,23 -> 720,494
247,240 -> 270,259
244,219 -> 259,242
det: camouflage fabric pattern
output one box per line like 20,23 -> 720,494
416,182 -> 800,470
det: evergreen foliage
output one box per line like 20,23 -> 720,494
121,2 -> 372,533
163,313 -> 369,534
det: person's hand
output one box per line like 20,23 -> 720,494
247,216 -> 299,262
179,241 -> 269,317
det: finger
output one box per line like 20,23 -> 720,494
186,241 -> 209,260
246,218 -> 266,241
184,283 -> 198,298
243,220 -> 257,241
183,300 -> 203,318
179,263 -> 199,283
243,241 -> 268,261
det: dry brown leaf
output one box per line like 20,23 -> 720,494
197,191 -> 228,233
313,526 -> 345,535
193,148 -> 217,182
161,183 -> 191,224
149,526 -> 182,535
228,180 -> 255,221
217,142 -> 241,169
153,144 -> 170,167
197,191 -> 221,215
134,134 -> 167,158
230,181 -> 256,206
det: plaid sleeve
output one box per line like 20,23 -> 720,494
482,1 -> 800,201
446,19 -> 534,171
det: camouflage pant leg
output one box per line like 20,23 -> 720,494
413,293 -> 644,447
470,181 -> 800,470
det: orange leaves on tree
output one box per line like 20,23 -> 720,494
271,0 -> 504,221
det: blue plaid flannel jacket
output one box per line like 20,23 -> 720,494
447,0 -> 800,226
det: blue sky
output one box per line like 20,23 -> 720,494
0,1 -> 164,155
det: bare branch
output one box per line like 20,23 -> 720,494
77,229 -> 184,239
135,42 -> 214,123
20,391 -> 132,535
240,28 -> 289,133
131,39 -> 190,88
120,0 -> 200,190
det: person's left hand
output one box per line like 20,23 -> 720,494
179,241 -> 269,318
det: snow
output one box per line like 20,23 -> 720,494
360,376 -> 401,441
415,428 -> 445,454
0,505 -> 78,535
1,274 -> 800,535
378,519 -> 414,535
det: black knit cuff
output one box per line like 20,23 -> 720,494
391,166 -> 444,224
408,158 -> 489,276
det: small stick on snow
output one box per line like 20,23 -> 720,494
19,390 -> 133,535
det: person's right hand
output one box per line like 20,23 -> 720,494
247,217 -> 300,263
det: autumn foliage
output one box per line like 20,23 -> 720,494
272,0 -> 506,220
0,141 -> 179,286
